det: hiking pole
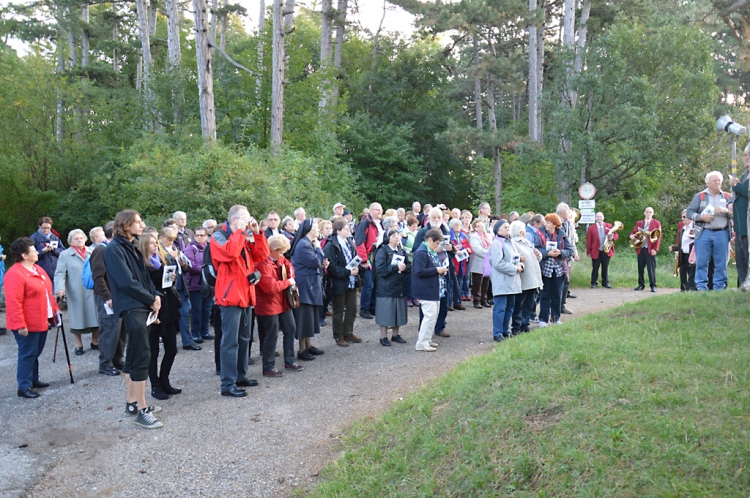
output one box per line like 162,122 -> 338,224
52,324 -> 60,363
58,314 -> 74,384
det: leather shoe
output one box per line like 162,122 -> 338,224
263,369 -> 284,378
634,286 -> 645,291
202,334 -> 215,340
90,343 -> 99,350
454,304 -> 466,311
474,303 -> 483,309
603,283 -> 613,289
434,331 -> 451,338
32,381 -> 49,389
298,350 -> 316,361
308,345 -> 325,355
182,344 -> 202,351
391,335 -> 407,344
285,363 -> 304,371
590,284 -> 597,288
221,387 -> 247,397
75,347 -> 84,355
651,286 -> 657,293
236,378 -> 259,387
18,389 -> 40,398
344,334 -> 362,343
193,336 -> 204,343
99,366 -> 121,376
335,338 -> 349,347
567,292 -> 577,299
561,306 -> 573,314
359,310 -> 373,319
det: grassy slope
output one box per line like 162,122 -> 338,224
307,292 -> 750,497
569,252 -> 738,290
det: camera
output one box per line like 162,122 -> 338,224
247,270 -> 261,285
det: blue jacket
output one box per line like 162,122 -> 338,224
410,244 -> 441,301
103,235 -> 159,317
290,237 -> 324,306
30,231 -> 65,281
0,244 -> 5,286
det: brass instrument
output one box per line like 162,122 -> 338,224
571,208 -> 581,224
673,251 -> 679,277
602,221 -> 623,253
630,228 -> 661,250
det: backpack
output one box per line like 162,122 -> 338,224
81,256 -> 95,290
202,229 -> 229,287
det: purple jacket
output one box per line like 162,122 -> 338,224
183,241 -> 206,292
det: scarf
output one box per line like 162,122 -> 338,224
477,230 -> 491,249
149,254 -> 162,270
37,228 -> 51,241
73,246 -> 87,260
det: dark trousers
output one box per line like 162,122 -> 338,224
148,320 -> 177,389
359,267 -> 376,313
95,294 -> 126,370
189,290 -> 213,340
258,311 -> 296,372
512,288 -> 538,332
679,262 -> 696,291
419,294 -> 448,333
471,273 -> 490,305
561,276 -> 571,308
331,288 -> 357,339
13,330 -> 48,391
591,253 -> 611,286
219,305 -> 252,391
540,274 -> 565,324
122,309 -> 151,382
450,267 -> 462,306
212,304 -> 222,371
736,235 -> 748,286
637,250 -> 657,288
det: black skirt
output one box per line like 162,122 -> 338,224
293,303 -> 320,339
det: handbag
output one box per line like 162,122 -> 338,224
280,261 -> 300,309
160,287 -> 183,323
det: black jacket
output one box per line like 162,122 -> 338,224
103,235 -> 158,318
374,243 -> 410,297
410,244 -> 441,301
323,236 -> 360,295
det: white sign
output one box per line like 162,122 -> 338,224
578,199 -> 596,209
580,214 -> 596,224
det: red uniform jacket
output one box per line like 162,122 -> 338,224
586,223 -> 618,260
630,219 -> 662,255
255,255 -> 295,316
4,263 -> 60,332
211,224 -> 270,308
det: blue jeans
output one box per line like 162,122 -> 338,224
418,294 -> 448,333
359,267 -> 376,313
492,294 -> 515,339
695,229 -> 730,291
460,267 -> 471,298
219,305 -> 252,391
13,330 -> 48,391
189,290 -> 213,339
177,287 -> 193,346
512,288 -> 538,332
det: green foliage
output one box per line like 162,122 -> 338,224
308,291 -> 750,496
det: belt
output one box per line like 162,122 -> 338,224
704,228 -> 726,232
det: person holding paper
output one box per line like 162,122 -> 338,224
5,237 -> 61,398
686,171 -> 733,291
323,220 -> 361,347
140,231 -> 182,400
469,220 -> 492,309
488,220 -> 522,342
29,217 -> 65,289
412,229 -> 449,352
374,229 -> 411,346
104,210 -> 163,428
509,221 -> 543,334
158,228 -> 198,351
535,213 -> 573,328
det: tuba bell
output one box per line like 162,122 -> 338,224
602,221 -> 623,253
571,208 -> 581,224
630,228 -> 661,250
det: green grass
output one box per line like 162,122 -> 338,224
306,291 -> 750,497
569,252 -> 739,290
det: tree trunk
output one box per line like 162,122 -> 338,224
332,0 -> 348,100
113,14 -> 119,78
536,3 -> 544,141
487,79 -> 502,213
318,0 -> 333,117
149,0 -> 157,36
209,0 -> 218,54
371,0 -> 386,74
474,36 -> 483,158
56,17 -> 65,144
256,0 -> 266,105
193,0 -> 216,141
135,0 -> 156,126
284,0 -> 295,32
270,0 -> 285,150
571,0 -> 591,107
165,0 -> 183,121
66,8 -> 77,68
219,0 -> 228,50
81,5 -> 90,68
528,0 -> 539,142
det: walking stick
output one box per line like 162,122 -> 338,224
58,315 -> 75,384
52,324 -> 60,363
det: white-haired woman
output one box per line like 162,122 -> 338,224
509,221 -> 542,334
54,229 -> 99,355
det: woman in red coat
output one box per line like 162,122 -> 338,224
5,237 -> 60,398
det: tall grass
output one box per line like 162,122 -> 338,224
306,291 -> 750,496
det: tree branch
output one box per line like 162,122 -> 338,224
209,43 -> 261,76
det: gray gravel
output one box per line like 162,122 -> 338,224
0,287 -> 670,497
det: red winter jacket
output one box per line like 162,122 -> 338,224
211,223 -> 270,308
5,263 -> 60,332
255,255 -> 295,316
354,214 -> 381,261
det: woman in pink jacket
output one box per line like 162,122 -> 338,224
5,237 -> 60,398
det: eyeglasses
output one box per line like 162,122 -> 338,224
195,233 -> 207,237
681,215 -> 687,218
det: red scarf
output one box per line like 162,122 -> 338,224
73,246 -> 87,260
477,230 -> 491,249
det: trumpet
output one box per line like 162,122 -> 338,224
630,228 -> 661,250
602,221 -> 623,253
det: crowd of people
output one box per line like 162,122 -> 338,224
3,175 -> 747,428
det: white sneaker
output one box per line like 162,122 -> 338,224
429,342 -> 439,347
416,346 -> 437,352
538,321 -> 547,328
554,320 -> 563,324
134,408 -> 163,429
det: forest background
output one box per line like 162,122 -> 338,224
0,0 -> 748,245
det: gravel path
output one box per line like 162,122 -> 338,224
0,286 -> 675,497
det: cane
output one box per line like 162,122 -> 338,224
52,325 -> 60,363
57,314 -> 75,384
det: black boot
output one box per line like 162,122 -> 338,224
151,382 -> 169,400
161,378 -> 182,395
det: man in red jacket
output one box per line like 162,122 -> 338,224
586,212 -> 617,289
211,205 -> 269,397
630,206 -> 662,292
354,202 -> 383,319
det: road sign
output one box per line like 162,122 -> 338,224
578,199 -> 595,209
